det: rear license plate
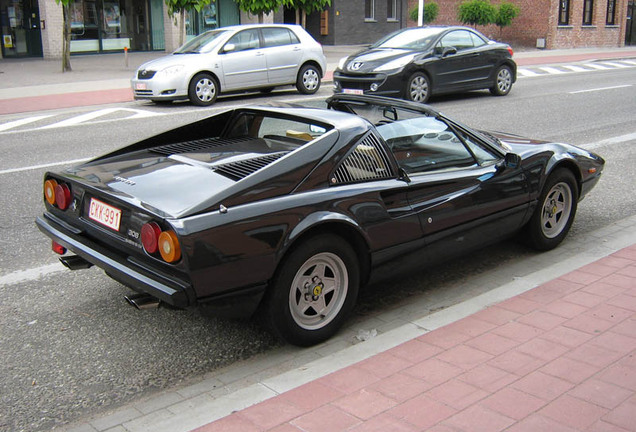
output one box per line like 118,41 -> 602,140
135,83 -> 147,90
343,88 -> 364,95
88,198 -> 122,231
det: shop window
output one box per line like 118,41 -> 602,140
186,2 -> 219,37
387,0 -> 397,21
583,0 -> 594,25
606,0 -> 617,24
558,0 -> 570,25
365,0 -> 375,21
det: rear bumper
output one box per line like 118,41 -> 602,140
36,213 -> 193,307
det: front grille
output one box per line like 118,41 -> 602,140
334,72 -> 385,91
333,133 -> 395,184
214,152 -> 288,181
137,70 -> 156,80
134,90 -> 153,96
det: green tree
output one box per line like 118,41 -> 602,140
165,0 -> 212,46
495,1 -> 520,36
284,0 -> 331,27
457,0 -> 497,28
409,2 -> 439,24
54,0 -> 73,72
235,0 -> 285,23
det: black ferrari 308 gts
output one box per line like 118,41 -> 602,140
37,95 -> 604,346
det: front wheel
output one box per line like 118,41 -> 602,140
525,169 -> 578,251
405,72 -> 431,103
490,65 -> 513,96
296,64 -> 321,94
188,73 -> 218,106
262,235 -> 359,346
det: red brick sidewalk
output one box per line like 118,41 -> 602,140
194,245 -> 636,432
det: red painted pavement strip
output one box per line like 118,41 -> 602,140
0,88 -> 133,115
515,49 -> 636,66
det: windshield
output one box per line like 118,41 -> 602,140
174,30 -> 229,54
371,28 -> 442,50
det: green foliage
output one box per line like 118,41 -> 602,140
235,0 -> 285,16
285,0 -> 331,15
495,1 -> 520,29
165,0 -> 210,16
409,2 -> 439,23
457,0 -> 497,27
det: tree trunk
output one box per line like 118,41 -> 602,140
62,4 -> 72,72
258,12 -> 264,23
179,12 -> 185,47
295,8 -> 300,25
301,10 -> 306,28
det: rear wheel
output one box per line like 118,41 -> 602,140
490,65 -> 513,96
525,169 -> 578,251
262,234 -> 359,346
405,72 -> 431,103
296,64 -> 321,94
188,73 -> 218,106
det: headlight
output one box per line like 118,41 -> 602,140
373,55 -> 416,72
337,56 -> 348,70
156,65 -> 185,78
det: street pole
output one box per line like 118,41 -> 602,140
418,0 -> 425,26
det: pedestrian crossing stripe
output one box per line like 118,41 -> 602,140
518,59 -> 635,78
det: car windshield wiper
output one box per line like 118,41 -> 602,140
174,51 -> 200,54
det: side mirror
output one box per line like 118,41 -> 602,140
503,152 -> 521,169
222,43 -> 236,53
441,47 -> 457,57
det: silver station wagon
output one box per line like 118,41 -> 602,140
131,24 -> 327,106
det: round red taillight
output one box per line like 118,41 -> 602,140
141,222 -> 162,254
44,179 -> 58,206
55,183 -> 71,210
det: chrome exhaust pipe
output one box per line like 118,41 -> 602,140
125,293 -> 160,310
59,255 -> 93,270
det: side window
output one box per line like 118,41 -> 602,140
225,29 -> 260,52
456,130 -> 499,164
469,32 -> 487,48
377,117 -> 477,174
439,30 -> 475,51
262,27 -> 299,47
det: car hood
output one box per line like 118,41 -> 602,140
137,53 -> 211,72
340,48 -> 421,73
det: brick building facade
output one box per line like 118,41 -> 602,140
406,0 -> 629,49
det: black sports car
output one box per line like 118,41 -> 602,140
333,26 -> 517,103
37,95 -> 603,346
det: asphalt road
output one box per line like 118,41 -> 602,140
1,68 -> 635,431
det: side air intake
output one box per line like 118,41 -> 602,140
333,133 -> 395,184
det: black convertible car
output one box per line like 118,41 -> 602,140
333,26 -> 516,103
37,95 -> 603,346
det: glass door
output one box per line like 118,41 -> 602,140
1,0 -> 43,57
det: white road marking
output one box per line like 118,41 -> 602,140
586,63 -> 611,70
569,84 -> 633,94
41,107 -> 160,129
0,115 -> 54,132
0,263 -> 66,287
517,69 -> 540,77
563,65 -> 588,73
581,132 -> 636,151
0,157 -> 91,175
600,61 -> 630,68
539,66 -> 566,74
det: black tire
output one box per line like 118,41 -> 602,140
188,73 -> 219,106
262,234 -> 359,346
525,169 -> 578,251
490,65 -> 513,96
296,64 -> 321,94
405,72 -> 431,103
